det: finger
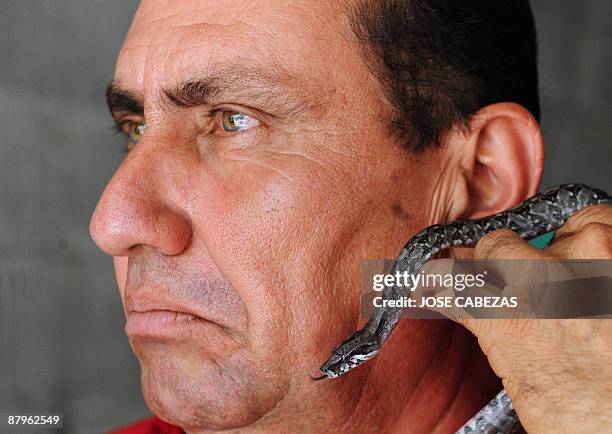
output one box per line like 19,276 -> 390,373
415,257 -> 542,324
416,230 -> 549,324
552,204 -> 612,242
456,229 -> 551,337
474,228 -> 553,261
547,221 -> 612,259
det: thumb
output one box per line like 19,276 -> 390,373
473,228 -> 552,261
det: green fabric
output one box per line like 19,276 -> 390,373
528,231 -> 555,250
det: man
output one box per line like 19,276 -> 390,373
90,0 -> 612,433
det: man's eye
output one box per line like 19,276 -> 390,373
125,121 -> 146,144
218,110 -> 259,132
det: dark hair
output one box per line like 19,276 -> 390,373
349,0 -> 539,152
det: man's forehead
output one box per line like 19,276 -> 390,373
115,0 -> 351,95
133,0 -> 338,29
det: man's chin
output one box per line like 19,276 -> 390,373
133,345 -> 288,432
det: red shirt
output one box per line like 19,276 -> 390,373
109,416 -> 184,434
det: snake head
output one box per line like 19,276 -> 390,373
315,331 -> 380,379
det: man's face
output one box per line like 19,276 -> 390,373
91,0 -> 438,430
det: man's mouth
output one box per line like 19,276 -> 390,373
124,294 -> 216,340
125,309 -> 209,339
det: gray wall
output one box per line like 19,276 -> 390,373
0,1 -> 610,433
0,2 -> 146,433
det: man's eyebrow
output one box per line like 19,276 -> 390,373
105,82 -> 144,118
162,65 -> 324,119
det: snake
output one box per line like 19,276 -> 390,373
315,184 -> 611,433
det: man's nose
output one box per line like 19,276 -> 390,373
89,152 -> 192,257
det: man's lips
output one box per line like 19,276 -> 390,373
125,310 -> 210,339
125,294 -> 219,339
126,296 -> 204,318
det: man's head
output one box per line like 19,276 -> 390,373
90,0 -> 543,432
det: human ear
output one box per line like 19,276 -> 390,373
450,102 -> 544,220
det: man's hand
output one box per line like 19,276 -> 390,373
459,204 -> 612,433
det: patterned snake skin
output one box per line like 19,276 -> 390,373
317,184 -> 611,433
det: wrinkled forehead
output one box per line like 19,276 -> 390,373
115,0 -> 355,97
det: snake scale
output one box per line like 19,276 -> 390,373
316,184 -> 611,433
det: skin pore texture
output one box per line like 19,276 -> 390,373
90,1 -> 546,433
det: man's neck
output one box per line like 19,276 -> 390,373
338,321 -> 501,434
